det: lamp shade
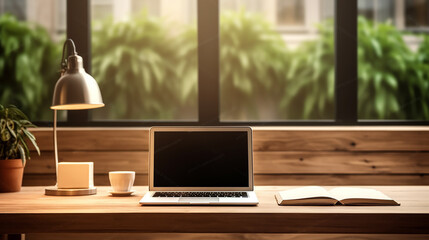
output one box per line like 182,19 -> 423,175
51,54 -> 104,110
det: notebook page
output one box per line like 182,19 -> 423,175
279,186 -> 333,200
329,187 -> 392,201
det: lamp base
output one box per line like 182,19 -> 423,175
45,187 -> 97,196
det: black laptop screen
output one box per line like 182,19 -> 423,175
153,131 -> 249,187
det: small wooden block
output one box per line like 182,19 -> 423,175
58,162 -> 94,189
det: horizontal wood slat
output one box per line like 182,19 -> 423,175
29,127 -> 429,152
252,128 -> 429,151
26,151 -> 148,174
26,151 -> 429,175
253,151 -> 429,174
29,128 -> 149,151
22,174 -> 149,186
254,174 -> 429,185
22,174 -> 429,186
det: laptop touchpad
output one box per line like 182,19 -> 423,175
179,197 -> 219,203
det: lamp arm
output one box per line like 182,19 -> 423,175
60,39 -> 78,74
53,109 -> 59,187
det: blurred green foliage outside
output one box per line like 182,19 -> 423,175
0,14 -> 61,121
1,12 -> 429,121
358,17 -> 429,119
92,12 -> 198,120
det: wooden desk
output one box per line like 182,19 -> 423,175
0,186 -> 428,235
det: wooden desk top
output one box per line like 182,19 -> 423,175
1,186 -> 428,234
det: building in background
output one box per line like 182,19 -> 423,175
1,0 -> 428,50
0,0 -> 65,41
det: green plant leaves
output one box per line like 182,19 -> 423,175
5,120 -> 16,139
17,145 -> 26,166
220,10 -> 290,120
92,12 -> 198,120
357,17 -> 429,120
280,20 -> 335,120
22,128 -> 39,156
370,39 -> 382,57
0,104 -> 39,161
0,14 -> 61,121
1,129 -> 10,142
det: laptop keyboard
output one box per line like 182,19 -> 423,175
153,192 -> 248,198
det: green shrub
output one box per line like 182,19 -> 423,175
278,16 -> 429,120
409,35 -> 429,119
91,12 -> 198,120
220,10 -> 289,120
281,20 -> 335,119
0,14 -> 60,121
358,17 -> 409,119
358,17 -> 429,120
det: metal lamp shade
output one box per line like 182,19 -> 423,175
51,55 -> 104,110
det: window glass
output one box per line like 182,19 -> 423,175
219,0 -> 335,121
359,0 -> 376,20
376,0 -> 395,23
91,0 -> 198,120
406,0 -> 429,28
0,0 -> 66,121
358,0 -> 429,120
321,0 -> 335,20
277,0 -> 305,26
358,0 -> 394,23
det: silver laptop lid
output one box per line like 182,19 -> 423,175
149,127 -> 253,191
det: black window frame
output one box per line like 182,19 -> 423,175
46,0 -> 428,127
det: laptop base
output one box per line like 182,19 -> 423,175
140,191 -> 259,205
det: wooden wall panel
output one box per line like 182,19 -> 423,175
26,151 -> 148,174
252,127 -> 429,151
27,151 -> 429,175
254,174 -> 429,186
30,127 -> 429,152
22,127 -> 429,187
29,128 -> 149,151
253,151 -> 429,174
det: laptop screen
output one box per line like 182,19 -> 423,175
153,131 -> 249,188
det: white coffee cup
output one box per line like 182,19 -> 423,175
109,171 -> 135,192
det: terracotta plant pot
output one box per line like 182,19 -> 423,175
0,159 -> 24,192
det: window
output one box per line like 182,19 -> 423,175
1,0 -> 429,126
277,0 -> 305,26
219,0 -> 335,121
358,0 -> 429,120
90,0 -> 198,121
1,0 -> 26,20
405,0 -> 429,28
358,0 -> 395,23
0,0 -> 66,122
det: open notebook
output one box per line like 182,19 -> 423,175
275,186 -> 400,206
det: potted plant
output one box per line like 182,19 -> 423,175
0,104 -> 40,192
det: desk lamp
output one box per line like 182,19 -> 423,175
45,39 -> 104,196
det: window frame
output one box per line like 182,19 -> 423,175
40,0 -> 428,127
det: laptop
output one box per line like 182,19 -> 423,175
139,127 -> 259,205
